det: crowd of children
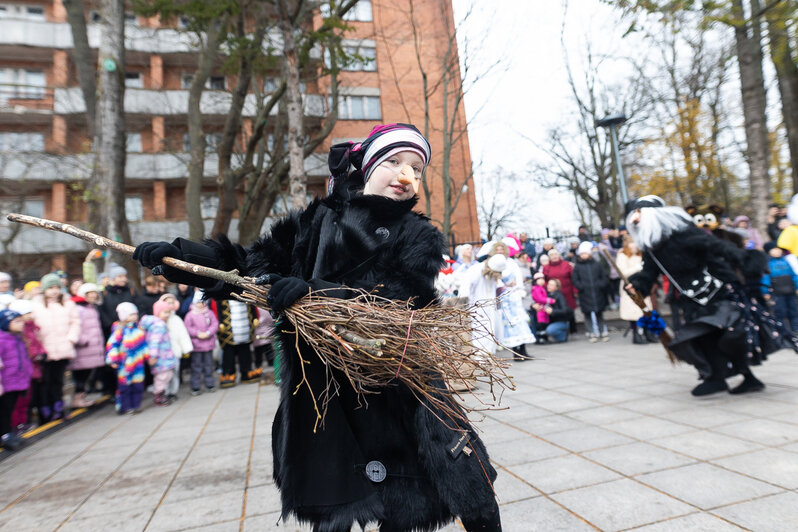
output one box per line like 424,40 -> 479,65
0,266 -> 273,451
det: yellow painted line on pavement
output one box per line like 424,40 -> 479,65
22,419 -> 62,438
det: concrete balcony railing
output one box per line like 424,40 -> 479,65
0,151 -> 328,182
1,218 -> 247,255
0,19 -> 321,58
54,87 -> 325,118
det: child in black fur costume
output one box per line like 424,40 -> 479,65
624,195 -> 798,397
134,124 -> 501,532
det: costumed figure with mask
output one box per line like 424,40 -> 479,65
625,196 -> 798,397
132,124 -> 501,532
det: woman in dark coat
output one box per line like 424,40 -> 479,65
571,241 -> 610,341
134,124 -> 500,532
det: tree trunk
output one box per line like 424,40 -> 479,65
732,0 -> 770,231
765,2 -> 798,192
278,1 -> 307,211
63,0 -> 96,137
89,0 -> 132,276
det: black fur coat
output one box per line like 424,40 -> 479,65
204,176 -> 498,531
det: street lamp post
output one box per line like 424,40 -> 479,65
596,113 -> 628,205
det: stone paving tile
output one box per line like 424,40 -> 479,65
59,507 -> 152,532
712,448 -> 798,489
541,426 -> 635,452
583,441 -> 696,476
162,467 -> 248,505
711,491 -> 798,531
637,462 -> 783,510
650,429 -> 765,460
629,511 -> 746,531
486,437 -> 568,466
178,520 -> 242,532
147,489 -> 244,532
654,406 -> 753,429
564,406 -> 642,425
715,397 -> 797,417
602,415 -> 695,440
508,413 -> 588,435
711,418 -> 798,446
0,500 -> 72,531
492,468 -> 541,503
243,482 -> 283,516
552,478 -> 694,531
496,496 -> 597,531
507,454 -> 620,494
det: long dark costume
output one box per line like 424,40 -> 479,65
134,178 -> 499,528
626,196 -> 798,396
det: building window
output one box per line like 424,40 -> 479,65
208,76 -> 226,90
0,4 -> 46,21
126,132 -> 142,153
0,69 -> 46,100
89,10 -> 101,23
334,95 -> 381,120
124,72 -> 142,88
124,12 -> 138,25
0,132 -> 45,151
327,44 -> 376,71
125,196 -> 143,222
182,132 -> 222,152
182,74 -> 226,90
321,0 -> 372,21
200,195 -> 218,219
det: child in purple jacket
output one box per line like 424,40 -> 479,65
0,310 -> 33,451
183,292 -> 219,395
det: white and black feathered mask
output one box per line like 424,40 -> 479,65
625,195 -> 693,250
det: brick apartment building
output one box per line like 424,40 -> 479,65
0,0 -> 480,283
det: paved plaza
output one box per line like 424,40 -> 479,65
2,333 -> 798,531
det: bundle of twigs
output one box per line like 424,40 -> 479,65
7,213 -> 514,430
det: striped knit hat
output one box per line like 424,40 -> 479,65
327,123 -> 431,194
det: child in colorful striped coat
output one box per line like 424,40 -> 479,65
139,301 -> 177,406
106,302 -> 149,414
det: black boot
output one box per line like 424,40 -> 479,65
645,330 -> 659,343
691,379 -> 728,397
632,327 -> 646,344
729,374 -> 765,394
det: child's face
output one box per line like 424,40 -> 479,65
547,280 -> 558,292
193,301 -> 206,311
162,296 -> 179,311
44,286 -> 61,299
579,252 -> 591,260
363,150 -> 423,200
8,317 -> 24,333
124,313 -> 139,324
84,291 -> 99,304
536,277 -> 546,286
157,309 -> 172,321
769,247 -> 783,258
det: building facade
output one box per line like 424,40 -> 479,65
0,0 -> 479,283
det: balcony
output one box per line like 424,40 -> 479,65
1,218 -> 247,254
0,19 -> 320,58
0,151 -> 328,182
54,87 -> 325,117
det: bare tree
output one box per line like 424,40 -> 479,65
476,168 -> 526,241
89,0 -> 132,266
377,0 -> 500,240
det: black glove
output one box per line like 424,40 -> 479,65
266,276 -> 311,314
133,238 -> 224,291
133,241 -> 182,277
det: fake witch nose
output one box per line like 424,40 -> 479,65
397,165 -> 420,193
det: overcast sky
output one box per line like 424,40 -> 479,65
453,0 -> 633,236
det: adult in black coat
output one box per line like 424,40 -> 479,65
133,124 -> 500,532
625,196 -> 797,397
572,243 -> 610,340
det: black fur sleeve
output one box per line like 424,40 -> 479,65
629,253 -> 660,295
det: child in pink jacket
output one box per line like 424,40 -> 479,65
531,272 -> 555,333
183,292 -> 219,395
